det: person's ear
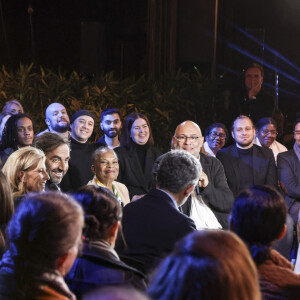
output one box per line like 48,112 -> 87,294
184,184 -> 195,197
18,171 -> 26,182
108,221 -> 120,247
199,136 -> 204,147
45,118 -> 50,126
91,165 -> 95,174
277,224 -> 287,241
55,252 -> 69,276
231,131 -> 235,139
171,136 -> 176,149
100,122 -> 103,131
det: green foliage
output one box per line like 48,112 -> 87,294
0,64 -> 226,151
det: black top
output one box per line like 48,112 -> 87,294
115,145 -> 162,198
65,240 -> 146,298
60,137 -> 97,192
237,147 -> 254,190
228,88 -> 275,125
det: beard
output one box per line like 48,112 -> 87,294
103,127 -> 121,138
51,120 -> 70,133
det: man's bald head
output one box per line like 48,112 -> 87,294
172,121 -> 204,158
45,103 -> 70,133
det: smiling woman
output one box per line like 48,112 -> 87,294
87,147 -> 130,206
115,112 -> 162,199
2,147 -> 49,206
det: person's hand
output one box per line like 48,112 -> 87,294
199,172 -> 209,188
248,83 -> 261,99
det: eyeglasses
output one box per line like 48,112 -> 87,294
210,132 -> 226,140
294,131 -> 300,136
175,135 -> 201,143
261,129 -> 278,136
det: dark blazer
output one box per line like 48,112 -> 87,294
182,153 -> 234,229
277,149 -> 300,222
116,189 -> 196,275
65,242 -> 146,298
216,144 -> 277,197
115,146 -> 162,198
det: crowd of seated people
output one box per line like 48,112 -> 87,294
2,71 -> 300,299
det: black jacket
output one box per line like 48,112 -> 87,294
65,241 -> 146,299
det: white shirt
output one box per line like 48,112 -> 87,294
189,190 -> 222,230
203,141 -> 215,157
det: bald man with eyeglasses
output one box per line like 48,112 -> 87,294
172,120 -> 234,229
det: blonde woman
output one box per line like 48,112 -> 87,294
2,146 -> 49,205
88,147 -> 130,206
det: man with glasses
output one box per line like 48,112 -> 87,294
277,118 -> 300,223
201,123 -> 228,157
217,115 -> 277,198
172,120 -> 234,229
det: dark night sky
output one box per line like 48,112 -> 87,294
1,1 -> 300,71
1,0 -> 300,95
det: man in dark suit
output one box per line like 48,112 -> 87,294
277,118 -> 300,223
116,150 -> 201,275
217,115 -> 277,197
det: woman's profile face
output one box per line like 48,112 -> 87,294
130,118 -> 150,145
93,150 -> 119,183
23,161 -> 50,193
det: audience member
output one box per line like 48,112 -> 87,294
0,192 -> 84,299
217,115 -> 277,197
116,150 -> 200,275
231,185 -> 300,300
148,230 -> 261,300
66,185 -> 146,297
0,100 -> 24,141
1,100 -> 24,116
0,113 -> 35,166
61,110 -> 96,192
254,117 -> 287,162
96,108 -> 122,149
34,132 -> 70,191
87,147 -> 130,206
2,147 -> 49,205
172,120 -> 234,229
37,102 -> 70,141
83,286 -> 150,300
0,170 -> 13,257
201,122 -> 228,157
115,112 -> 161,200
228,62 -> 275,124
277,118 -> 300,223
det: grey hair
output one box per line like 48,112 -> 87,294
156,150 -> 202,193
92,146 -> 118,164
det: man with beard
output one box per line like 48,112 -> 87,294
96,108 -> 122,149
217,115 -> 277,197
37,103 -> 70,141
34,132 -> 70,191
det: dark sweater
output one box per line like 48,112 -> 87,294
60,137 -> 96,192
